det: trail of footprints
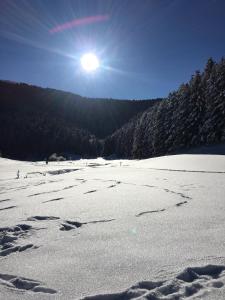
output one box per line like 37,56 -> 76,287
60,218 -> 115,231
0,214 -> 116,260
0,175 -> 222,298
83,180 -> 121,194
1,214 -> 225,299
81,264 -> 225,300
1,175 -> 191,214
136,198 -> 189,218
163,188 -> 191,200
0,205 -> 16,211
0,178 -> 192,224
0,180 -> 191,260
43,197 -> 64,203
23,215 -> 115,231
27,215 -> 59,221
176,201 -> 188,207
84,190 -> 97,194
0,175 -> 192,226
0,224 -> 35,257
0,254 -> 224,297
0,273 -> 57,294
28,184 -> 77,197
86,178 -> 191,206
136,209 -> 165,217
0,177 -> 192,256
0,199 -> 17,212
0,199 -> 11,203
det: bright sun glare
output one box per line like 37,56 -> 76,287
81,53 -> 100,72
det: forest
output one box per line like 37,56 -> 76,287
0,80 -> 160,159
104,57 -> 225,158
1,57 -> 225,160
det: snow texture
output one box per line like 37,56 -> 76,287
0,153 -> 225,299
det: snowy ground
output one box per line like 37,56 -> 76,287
0,154 -> 225,299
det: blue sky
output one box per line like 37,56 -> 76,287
0,0 -> 225,99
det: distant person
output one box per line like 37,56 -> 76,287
16,170 -> 20,179
46,158 -> 48,165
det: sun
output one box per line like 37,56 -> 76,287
81,53 -> 100,72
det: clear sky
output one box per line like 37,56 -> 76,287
0,0 -> 225,99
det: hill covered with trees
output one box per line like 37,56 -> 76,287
1,57 -> 224,161
103,57 -> 225,158
0,81 -> 160,160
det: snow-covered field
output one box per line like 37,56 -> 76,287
0,154 -> 225,300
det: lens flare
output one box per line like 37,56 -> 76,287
49,15 -> 110,34
81,53 -> 100,72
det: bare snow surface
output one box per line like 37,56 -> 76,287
0,154 -> 225,299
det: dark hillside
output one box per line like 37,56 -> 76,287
0,81 -> 160,159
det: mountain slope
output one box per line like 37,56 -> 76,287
103,57 -> 225,158
0,81 -> 161,159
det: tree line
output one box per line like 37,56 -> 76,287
103,57 -> 225,158
0,80 -> 160,160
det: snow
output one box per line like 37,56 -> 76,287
0,154 -> 225,299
